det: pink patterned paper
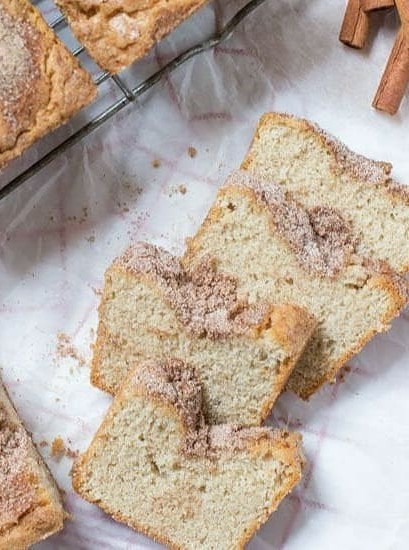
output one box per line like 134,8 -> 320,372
0,1 -> 408,549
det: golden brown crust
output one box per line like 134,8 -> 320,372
0,503 -> 65,550
0,382 -> 65,549
56,0 -> 208,74
0,0 -> 96,169
289,274 -> 407,399
73,360 -> 304,549
267,304 -> 316,356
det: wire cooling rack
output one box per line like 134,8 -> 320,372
0,0 -> 268,202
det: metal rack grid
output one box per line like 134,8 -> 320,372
0,0 -> 268,202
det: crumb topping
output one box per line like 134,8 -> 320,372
208,425 -> 279,451
311,121 -> 392,186
229,170 -> 356,278
133,358 -> 208,455
133,358 -> 296,458
0,7 -> 40,134
0,402 -> 36,531
305,116 -> 409,201
134,359 -> 203,427
116,242 -> 270,339
308,123 -> 392,188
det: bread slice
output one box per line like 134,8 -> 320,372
91,242 -> 316,424
55,0 -> 208,74
0,382 -> 65,549
183,170 -> 408,399
242,112 -> 409,273
0,0 -> 96,169
73,358 -> 304,550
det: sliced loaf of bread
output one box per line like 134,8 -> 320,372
184,170 -> 408,399
91,242 -> 316,424
73,358 -> 304,550
242,112 -> 409,273
0,382 -> 65,549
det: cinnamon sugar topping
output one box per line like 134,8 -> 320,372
0,403 -> 36,531
134,359 -> 204,431
229,170 -> 356,278
311,121 -> 392,186
133,358 -> 292,458
117,242 -> 270,339
133,359 -> 208,455
0,8 -> 39,129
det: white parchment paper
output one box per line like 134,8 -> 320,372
1,1 -> 408,548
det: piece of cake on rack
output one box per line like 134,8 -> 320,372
0,0 -> 96,169
56,0 -> 209,74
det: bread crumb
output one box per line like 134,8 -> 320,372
188,147 -> 197,158
66,439 -> 79,459
168,184 -> 187,197
51,437 -> 65,460
51,437 -> 78,460
338,364 -> 352,383
39,440 -> 48,448
66,447 -> 79,459
152,159 -> 161,168
56,332 -> 86,368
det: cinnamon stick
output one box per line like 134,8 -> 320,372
340,0 -> 370,48
360,0 -> 395,11
395,0 -> 409,24
373,28 -> 409,114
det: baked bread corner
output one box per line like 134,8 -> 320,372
0,0 -> 97,169
55,0 -> 209,74
0,382 -> 66,549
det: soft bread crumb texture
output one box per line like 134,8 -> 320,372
91,242 -> 316,424
183,171 -> 408,399
56,0 -> 209,74
0,383 -> 65,550
0,0 -> 96,169
73,359 -> 304,550
242,112 -> 409,273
